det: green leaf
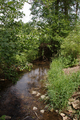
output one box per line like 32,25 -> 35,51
7,1 -> 14,5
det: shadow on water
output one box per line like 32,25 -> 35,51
0,61 -> 62,120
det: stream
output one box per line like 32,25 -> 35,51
0,61 -> 62,120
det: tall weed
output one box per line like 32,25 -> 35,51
47,58 -> 80,110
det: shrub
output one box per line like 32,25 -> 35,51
60,22 -> 80,67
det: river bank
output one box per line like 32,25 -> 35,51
0,61 -> 62,120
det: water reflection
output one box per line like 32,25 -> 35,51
0,62 -> 49,120
10,66 -> 48,98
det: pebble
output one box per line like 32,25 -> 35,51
63,116 -> 68,120
32,91 -> 37,95
4,115 -> 11,119
71,100 -> 80,109
41,95 -> 46,99
60,113 -> 65,117
55,110 -> 58,113
73,119 -> 77,120
0,79 -> 5,81
33,107 -> 38,111
36,92 -> 41,96
40,110 -> 45,114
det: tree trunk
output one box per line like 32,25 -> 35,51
55,0 -> 60,15
76,2 -> 78,16
64,1 -> 68,17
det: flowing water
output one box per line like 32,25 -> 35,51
0,61 -> 62,120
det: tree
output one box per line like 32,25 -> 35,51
0,0 -> 26,80
0,0 -> 25,24
61,21 -> 80,67
29,0 -> 80,58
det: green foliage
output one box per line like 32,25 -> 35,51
0,0 -> 25,24
0,0 -> 41,81
0,0 -> 27,81
0,21 -> 40,81
30,0 -> 79,55
0,0 -> 80,82
19,23 -> 40,62
0,17 -> 40,81
47,58 -> 80,110
0,115 -> 6,120
0,22 -> 23,80
61,22 -> 80,67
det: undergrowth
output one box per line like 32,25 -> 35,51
47,58 -> 80,110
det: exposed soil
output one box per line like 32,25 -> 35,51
63,65 -> 80,74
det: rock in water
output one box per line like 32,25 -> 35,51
33,106 -> 38,111
40,110 -> 45,114
36,92 -> 41,96
41,95 -> 46,99
31,91 -> 37,95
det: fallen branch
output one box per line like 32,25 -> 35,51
34,111 -> 40,120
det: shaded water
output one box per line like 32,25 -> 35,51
0,61 -> 62,120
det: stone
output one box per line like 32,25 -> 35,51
36,92 -> 41,97
55,110 -> 59,113
41,95 -> 46,99
5,115 -> 11,119
31,91 -> 37,95
0,79 -> 6,81
60,113 -> 65,117
73,118 -> 77,120
63,116 -> 68,120
40,110 -> 45,114
71,100 -> 80,109
33,106 -> 38,111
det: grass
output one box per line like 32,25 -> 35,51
47,58 -> 80,110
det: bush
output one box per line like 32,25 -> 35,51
0,22 -> 40,81
47,58 -> 80,110
61,22 -> 80,67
